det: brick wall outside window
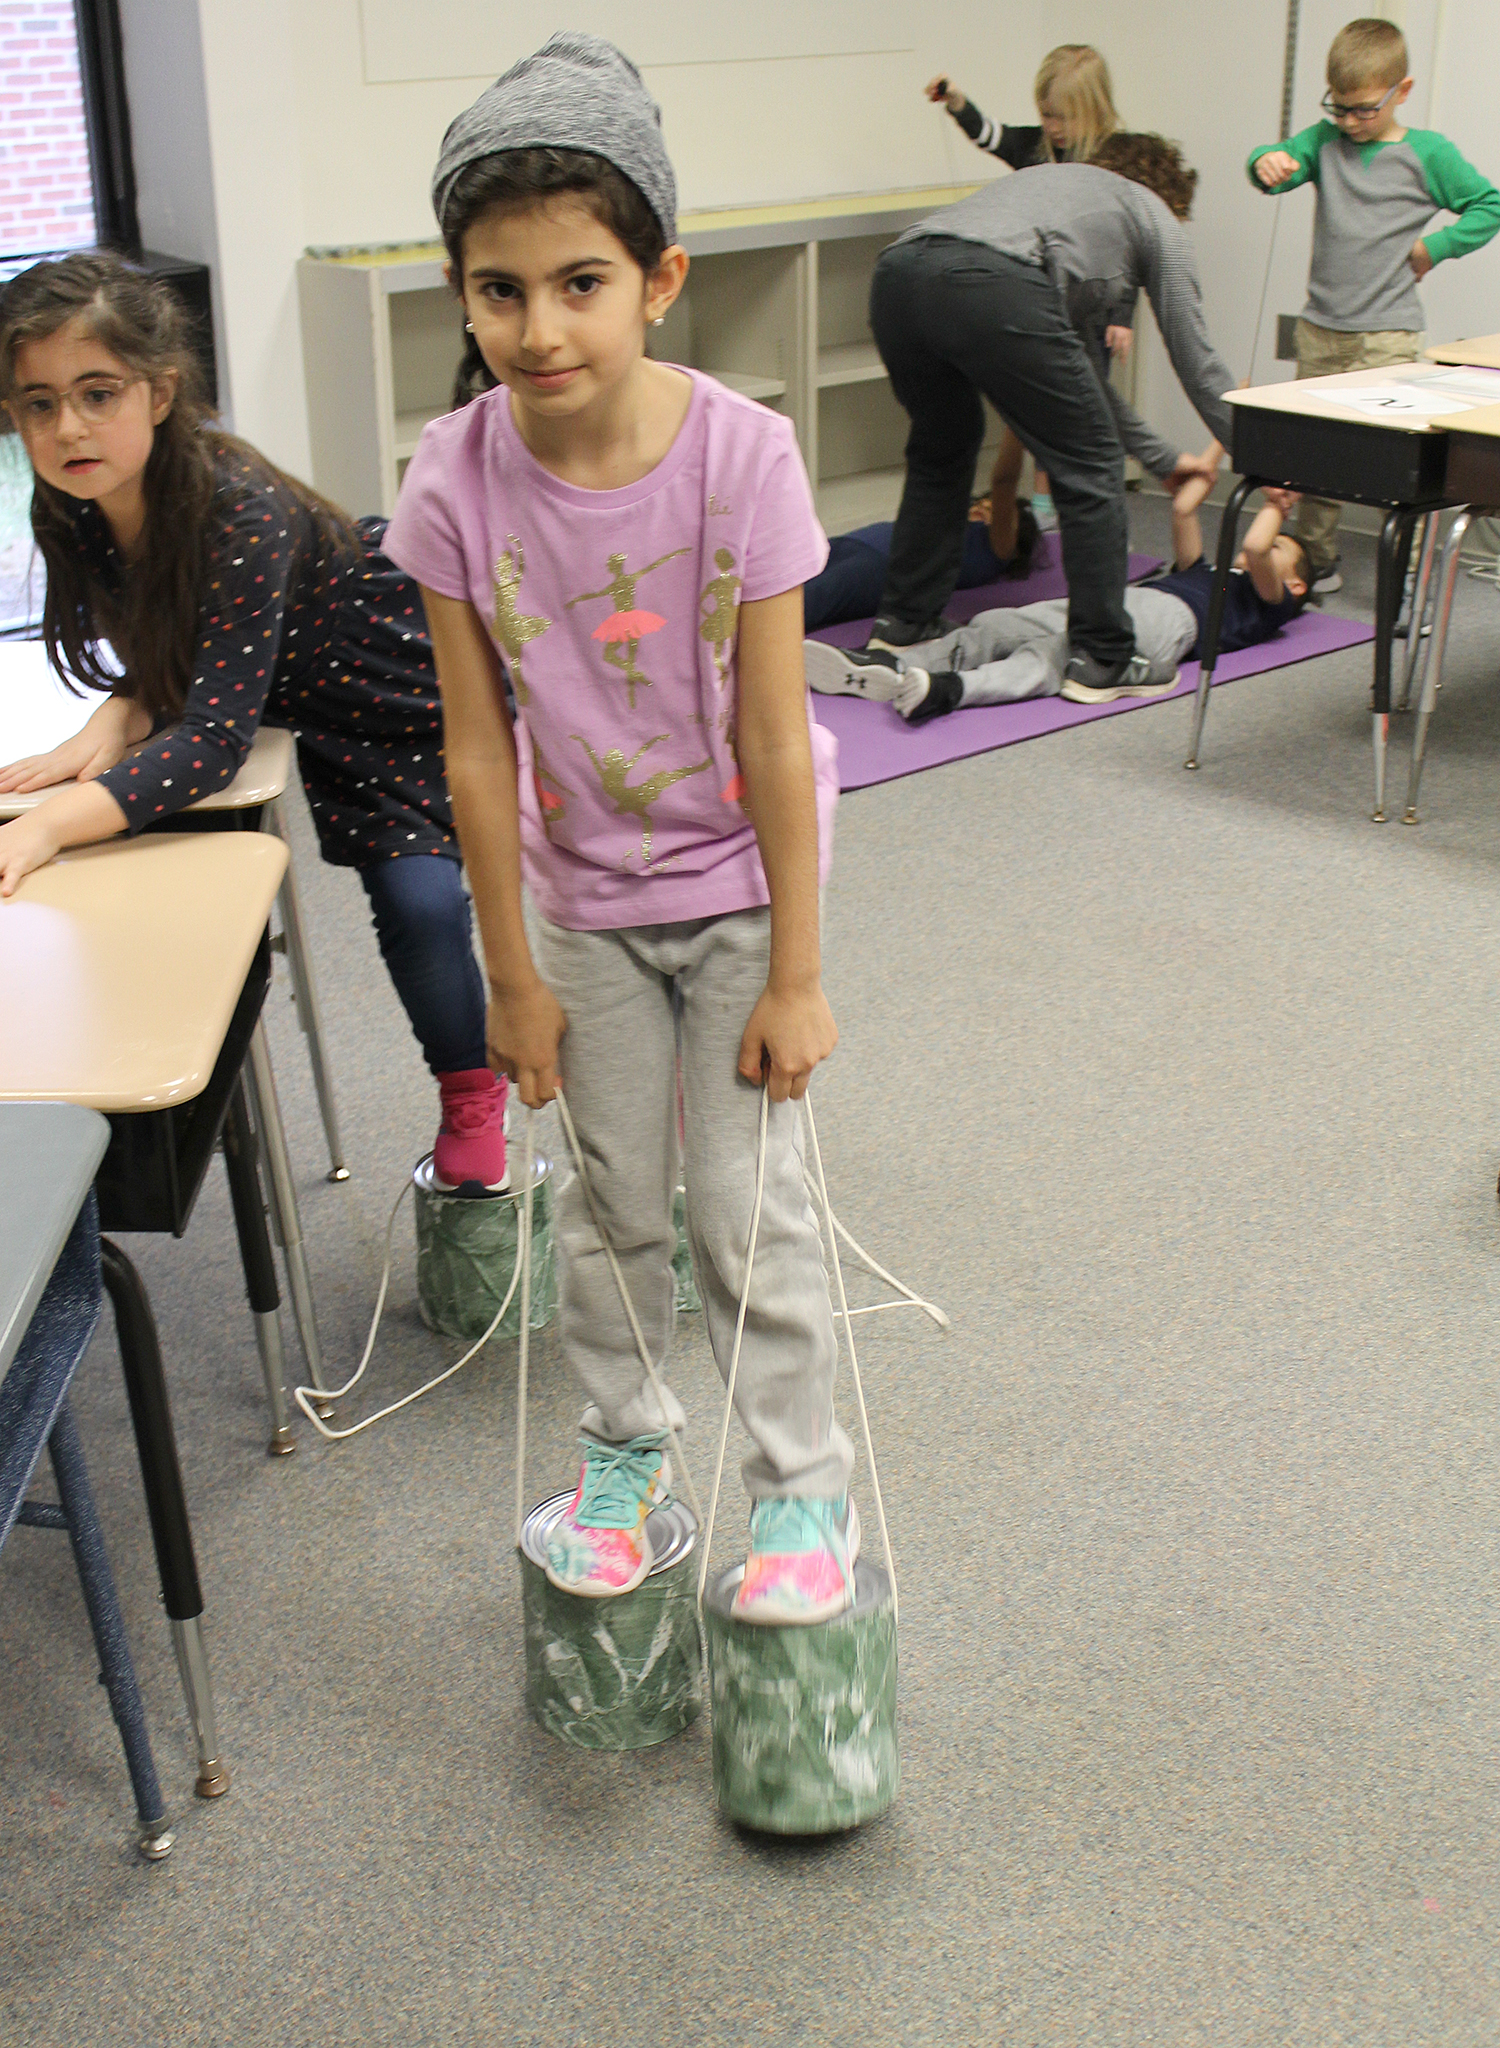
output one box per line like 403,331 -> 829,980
0,2 -> 97,260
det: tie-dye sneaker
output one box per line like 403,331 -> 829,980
731,1494 -> 861,1625
544,1432 -> 672,1598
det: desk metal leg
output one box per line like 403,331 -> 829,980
1395,511 -> 1439,711
266,798 -> 349,1185
222,1080 -> 296,1456
1185,475 -> 1257,771
1371,509 -> 1416,822
245,1022 -> 329,1402
1403,508 -> 1474,824
99,1237 -> 229,1799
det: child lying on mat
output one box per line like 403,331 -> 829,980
805,453 -> 1310,723
803,498 -> 1036,632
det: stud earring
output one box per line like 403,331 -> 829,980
651,316 -> 665,327
465,320 -> 474,333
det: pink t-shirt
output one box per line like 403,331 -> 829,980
383,369 -> 835,930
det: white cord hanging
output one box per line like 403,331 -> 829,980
292,1173 -> 525,1443
802,1175 -> 950,1331
539,1088 -> 704,1528
695,1085 -> 902,1628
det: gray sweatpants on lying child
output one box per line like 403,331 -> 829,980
534,904 -> 855,1500
906,587 -> 1198,706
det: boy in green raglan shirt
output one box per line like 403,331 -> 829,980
1248,16 -> 1500,591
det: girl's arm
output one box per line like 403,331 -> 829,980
734,586 -> 837,1104
420,587 -> 565,1108
0,779 -> 128,897
0,690 -> 152,793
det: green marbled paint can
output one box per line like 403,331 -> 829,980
412,1150 -> 556,1341
518,1492 -> 703,1750
703,1559 -> 899,1834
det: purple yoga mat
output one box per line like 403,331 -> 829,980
811,532 -> 1163,650
811,609 -> 1376,793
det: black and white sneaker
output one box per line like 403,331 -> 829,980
804,640 -> 904,701
1060,651 -> 1178,704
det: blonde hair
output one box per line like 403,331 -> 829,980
1328,17 -> 1409,95
1033,44 -> 1121,162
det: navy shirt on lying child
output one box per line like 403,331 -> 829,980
1151,556 -> 1308,656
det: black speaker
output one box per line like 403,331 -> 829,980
135,249 -> 216,406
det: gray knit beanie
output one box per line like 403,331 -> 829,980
431,32 -> 676,245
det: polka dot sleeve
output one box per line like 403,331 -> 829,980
94,482 -> 298,827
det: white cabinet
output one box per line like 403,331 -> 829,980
296,185 -> 984,519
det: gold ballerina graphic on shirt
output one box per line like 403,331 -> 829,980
493,538 -> 550,706
698,547 -> 741,687
565,548 -> 690,708
571,732 -> 711,867
529,734 -> 573,841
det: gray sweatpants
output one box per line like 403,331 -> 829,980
905,587 -> 1198,706
534,906 -> 855,1500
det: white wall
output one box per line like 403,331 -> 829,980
118,1 -> 1500,484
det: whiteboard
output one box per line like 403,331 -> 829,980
358,1 -> 902,82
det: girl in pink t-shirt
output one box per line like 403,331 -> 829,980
383,34 -> 857,1624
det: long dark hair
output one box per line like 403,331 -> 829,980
0,251 -> 360,719
440,148 -> 668,409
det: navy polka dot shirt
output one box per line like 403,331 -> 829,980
89,454 -> 455,868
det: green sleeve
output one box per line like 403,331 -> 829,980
1409,130 -> 1500,264
1246,122 -> 1328,194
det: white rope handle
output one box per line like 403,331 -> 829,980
550,1087 -> 704,1528
695,1085 -> 901,1627
804,1095 -> 898,1625
513,1110 -> 536,1548
696,1086 -> 771,1605
293,1175 -> 524,1443
802,1183 -> 950,1332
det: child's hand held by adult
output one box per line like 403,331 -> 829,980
1255,150 -> 1299,188
738,982 -> 838,1104
485,978 -> 566,1108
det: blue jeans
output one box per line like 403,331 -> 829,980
357,855 -> 487,1076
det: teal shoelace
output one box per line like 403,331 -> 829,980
748,1495 -> 848,1567
574,1434 -> 664,1531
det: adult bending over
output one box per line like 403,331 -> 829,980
866,134 -> 1233,702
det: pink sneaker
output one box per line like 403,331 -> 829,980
731,1495 -> 861,1625
545,1433 -> 672,1597
432,1068 -> 508,1192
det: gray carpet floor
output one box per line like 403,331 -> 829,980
5,497 -> 1500,2047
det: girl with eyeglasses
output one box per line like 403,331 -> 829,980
0,250 -> 509,1195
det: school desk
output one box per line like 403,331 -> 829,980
1187,361 -> 1500,821
0,835 -> 310,1793
0,644 -> 350,1185
1427,335 -> 1500,370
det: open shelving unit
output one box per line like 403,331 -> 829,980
295,184 -> 992,520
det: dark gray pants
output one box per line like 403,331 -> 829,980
870,234 -> 1135,666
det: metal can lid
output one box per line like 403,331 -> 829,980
411,1148 -> 552,1198
520,1489 -> 698,1577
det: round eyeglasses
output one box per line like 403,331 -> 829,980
13,376 -> 143,432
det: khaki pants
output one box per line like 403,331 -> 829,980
1290,318 -> 1421,575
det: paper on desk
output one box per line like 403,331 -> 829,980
1421,365 -> 1500,404
1326,383 -> 1474,419
0,638 -> 117,763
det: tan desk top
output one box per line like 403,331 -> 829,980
1427,335 -> 1500,368
0,833 -> 287,1111
1226,361 -> 1500,434
1433,401 -> 1500,440
0,725 -> 293,819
